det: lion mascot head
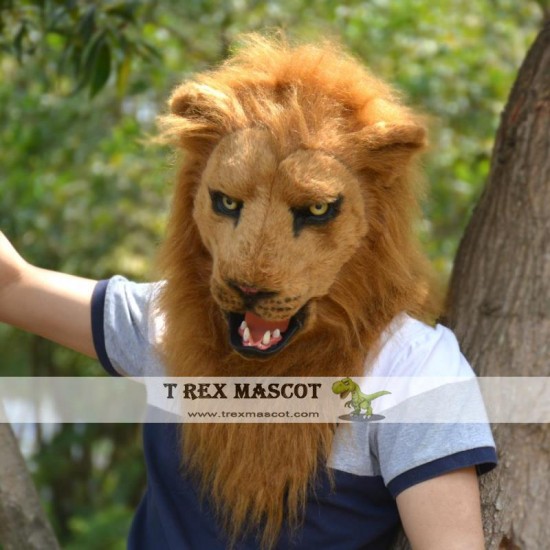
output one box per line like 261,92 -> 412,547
156,34 -> 442,548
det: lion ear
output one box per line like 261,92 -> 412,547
353,121 -> 427,174
362,121 -> 426,150
169,83 -> 234,120
158,83 -> 244,149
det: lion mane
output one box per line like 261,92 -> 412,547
156,34 -> 442,548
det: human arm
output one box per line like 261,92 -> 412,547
0,231 -> 97,358
396,466 -> 485,550
369,317 -> 497,549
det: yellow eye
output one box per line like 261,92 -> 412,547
309,203 -> 329,216
222,195 -> 239,211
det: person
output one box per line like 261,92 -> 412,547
0,230 -> 497,549
0,30 -> 500,550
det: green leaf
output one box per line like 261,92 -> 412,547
71,31 -> 108,95
13,22 -> 26,63
89,40 -> 111,98
82,31 -> 105,76
78,6 -> 96,43
105,1 -> 138,23
69,30 -> 104,95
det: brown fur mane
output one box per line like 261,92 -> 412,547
156,33 -> 442,548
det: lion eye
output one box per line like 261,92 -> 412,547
210,190 -> 243,219
309,203 -> 329,216
222,195 -> 239,211
290,196 -> 343,236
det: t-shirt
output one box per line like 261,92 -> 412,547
91,276 -> 497,550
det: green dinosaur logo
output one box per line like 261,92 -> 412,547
332,377 -> 391,420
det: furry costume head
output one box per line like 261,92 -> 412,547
157,34 -> 442,548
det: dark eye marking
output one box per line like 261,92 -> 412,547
290,195 -> 343,237
210,190 -> 243,221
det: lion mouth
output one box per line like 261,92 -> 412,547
227,307 -> 307,357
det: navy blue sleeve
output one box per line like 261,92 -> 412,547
91,279 -> 121,377
386,446 -> 497,497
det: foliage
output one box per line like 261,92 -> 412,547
0,0 -> 542,547
0,0 -> 160,97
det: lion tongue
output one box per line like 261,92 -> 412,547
244,311 -> 289,343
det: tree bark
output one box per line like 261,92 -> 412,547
0,420 -> 60,550
391,17 -> 550,550
445,18 -> 550,550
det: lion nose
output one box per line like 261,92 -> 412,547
227,280 -> 278,302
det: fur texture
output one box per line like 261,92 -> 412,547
156,34 -> 443,548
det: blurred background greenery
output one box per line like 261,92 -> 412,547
0,0 -> 543,547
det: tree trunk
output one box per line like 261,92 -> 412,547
445,18 -> 550,550
392,17 -> 550,550
0,421 -> 60,550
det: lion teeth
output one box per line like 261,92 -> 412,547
243,327 -> 250,342
273,329 -> 281,338
240,321 -> 247,330
262,331 -> 271,345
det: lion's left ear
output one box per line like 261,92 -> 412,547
361,121 -> 426,150
157,82 -> 245,150
352,120 -> 427,174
